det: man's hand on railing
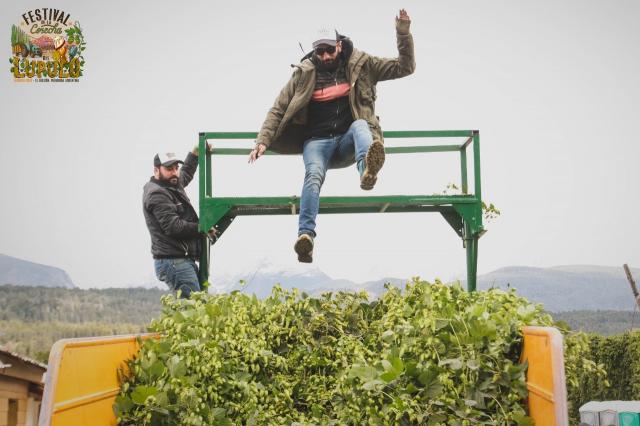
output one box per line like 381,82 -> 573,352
192,142 -> 213,156
206,226 -> 220,243
248,143 -> 267,163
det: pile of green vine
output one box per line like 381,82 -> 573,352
114,280 -> 597,425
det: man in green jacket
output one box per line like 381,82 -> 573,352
249,9 -> 415,263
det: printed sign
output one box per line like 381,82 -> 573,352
10,8 -> 86,82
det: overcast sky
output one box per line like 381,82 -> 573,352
1,0 -> 638,289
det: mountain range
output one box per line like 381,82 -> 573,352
1,254 -> 638,312
213,261 -> 639,312
475,265 -> 639,312
0,254 -> 75,288
211,258 -> 406,299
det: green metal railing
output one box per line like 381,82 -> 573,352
198,130 -> 484,291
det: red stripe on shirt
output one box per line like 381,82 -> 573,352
312,83 -> 350,102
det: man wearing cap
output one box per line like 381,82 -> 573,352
248,9 -> 415,263
142,145 -> 213,298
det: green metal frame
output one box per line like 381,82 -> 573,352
198,130 -> 484,291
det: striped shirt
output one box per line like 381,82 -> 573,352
307,60 -> 354,138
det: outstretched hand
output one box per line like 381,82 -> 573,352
396,9 -> 410,23
248,143 -> 267,163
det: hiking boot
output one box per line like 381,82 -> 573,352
294,234 -> 314,263
360,141 -> 385,190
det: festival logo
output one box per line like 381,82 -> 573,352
10,9 -> 86,83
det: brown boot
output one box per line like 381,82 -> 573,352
360,141 -> 385,190
294,234 -> 314,263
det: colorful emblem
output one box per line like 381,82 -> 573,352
10,9 -> 86,82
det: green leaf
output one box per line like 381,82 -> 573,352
168,355 -> 186,378
131,385 -> 158,404
439,358 -> 463,370
348,364 -> 378,382
148,361 -> 166,379
362,379 -> 384,390
425,383 -> 444,398
212,407 -> 226,419
418,368 -> 438,386
513,412 -> 534,426
380,370 -> 398,383
113,395 -> 133,414
405,383 -> 419,394
389,356 -> 404,374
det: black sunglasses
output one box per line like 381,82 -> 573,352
314,45 -> 336,56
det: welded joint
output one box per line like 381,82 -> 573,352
460,136 -> 473,150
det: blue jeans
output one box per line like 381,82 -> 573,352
299,119 -> 373,237
154,258 -> 200,298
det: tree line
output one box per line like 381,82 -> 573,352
0,285 -> 637,363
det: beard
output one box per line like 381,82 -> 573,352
318,58 -> 339,71
159,174 -> 179,186
315,55 -> 341,72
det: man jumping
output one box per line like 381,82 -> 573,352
249,9 -> 415,263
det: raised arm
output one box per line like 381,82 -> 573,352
368,9 -> 416,82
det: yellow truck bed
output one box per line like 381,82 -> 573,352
38,326 -> 568,425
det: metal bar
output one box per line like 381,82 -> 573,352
460,149 -> 468,194
203,130 -> 474,140
211,145 -> 462,156
198,132 -> 210,286
199,235 -> 209,288
471,237 -> 478,292
204,195 -> 477,207
465,223 -> 478,292
624,264 -> 639,301
206,145 -> 212,198
205,132 -> 258,139
198,133 -> 206,232
227,204 -> 457,216
212,148 -> 277,155
473,130 -> 482,200
387,145 -> 461,154
383,130 -> 473,138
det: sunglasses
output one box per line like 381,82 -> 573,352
314,45 -> 336,56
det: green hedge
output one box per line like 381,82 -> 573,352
565,330 -> 640,424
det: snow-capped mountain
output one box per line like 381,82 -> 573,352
209,258 -> 406,299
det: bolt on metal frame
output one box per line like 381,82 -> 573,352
198,130 -> 484,292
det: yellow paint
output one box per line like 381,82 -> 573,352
521,326 -> 569,425
39,334 -> 158,426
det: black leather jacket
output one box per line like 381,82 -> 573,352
142,153 -> 201,259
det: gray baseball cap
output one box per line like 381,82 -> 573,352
154,152 -> 183,168
312,28 -> 338,48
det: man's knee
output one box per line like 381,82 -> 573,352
304,166 -> 326,186
352,119 -> 371,133
353,118 -> 368,128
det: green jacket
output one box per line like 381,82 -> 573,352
256,20 -> 415,154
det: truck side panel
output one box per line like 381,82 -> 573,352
40,328 -> 568,425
